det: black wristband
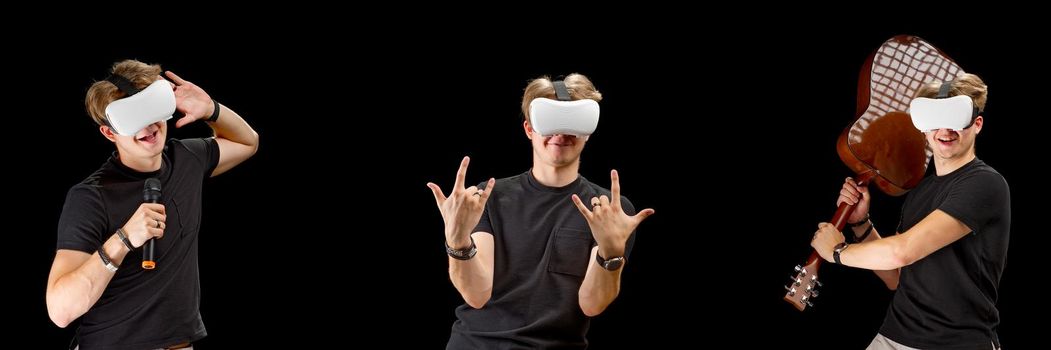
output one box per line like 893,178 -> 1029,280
854,222 -> 874,243
845,211 -> 870,228
206,100 -> 220,122
115,228 -> 135,250
98,247 -> 118,272
446,237 -> 478,260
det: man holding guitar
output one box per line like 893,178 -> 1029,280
812,73 -> 1009,349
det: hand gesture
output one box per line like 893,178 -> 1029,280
571,170 -> 655,256
427,156 -> 495,247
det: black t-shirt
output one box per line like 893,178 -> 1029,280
56,138 -> 219,350
447,171 -> 637,350
880,158 -> 1010,349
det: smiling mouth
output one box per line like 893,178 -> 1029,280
138,130 -> 158,143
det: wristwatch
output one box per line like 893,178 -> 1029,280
833,242 -> 849,265
445,237 -> 477,260
596,252 -> 625,271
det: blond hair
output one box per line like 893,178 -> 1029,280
521,73 -> 603,121
85,60 -> 163,126
915,73 -> 988,112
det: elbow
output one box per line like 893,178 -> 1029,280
578,291 -> 616,317
247,131 -> 260,157
580,303 -> 608,317
46,299 -> 74,328
464,292 -> 491,309
46,284 -> 84,328
888,239 -> 920,269
885,280 -> 899,291
50,313 -> 72,328
889,248 -> 917,269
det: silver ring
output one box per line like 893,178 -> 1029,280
156,220 -> 162,229
592,202 -> 602,207
473,191 -> 483,197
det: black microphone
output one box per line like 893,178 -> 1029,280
142,178 -> 161,270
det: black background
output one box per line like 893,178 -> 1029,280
9,23 -> 1042,348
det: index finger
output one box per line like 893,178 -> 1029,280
570,194 -> 593,219
165,71 -> 188,85
143,203 -> 165,214
454,156 -> 470,190
610,169 -> 621,207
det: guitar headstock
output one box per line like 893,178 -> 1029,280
784,258 -> 822,311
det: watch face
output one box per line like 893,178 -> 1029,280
603,257 -> 624,270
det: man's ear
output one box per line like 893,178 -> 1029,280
99,125 -> 118,143
523,120 -> 534,140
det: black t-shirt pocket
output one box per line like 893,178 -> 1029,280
156,197 -> 185,255
546,227 -> 593,277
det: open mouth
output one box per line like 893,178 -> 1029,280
936,136 -> 957,146
137,130 -> 158,144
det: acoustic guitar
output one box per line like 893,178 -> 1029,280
784,35 -> 964,311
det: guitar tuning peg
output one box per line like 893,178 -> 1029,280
784,285 -> 796,296
806,300 -> 814,308
809,290 -> 819,298
800,295 -> 809,303
794,265 -> 802,272
812,278 -> 823,287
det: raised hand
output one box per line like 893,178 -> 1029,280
427,156 -> 495,248
838,177 -> 870,224
165,71 -> 216,128
571,170 -> 655,257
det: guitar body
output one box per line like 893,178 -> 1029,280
784,35 -> 964,311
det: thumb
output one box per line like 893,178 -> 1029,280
174,115 -> 197,128
633,208 -> 655,223
427,182 -> 447,206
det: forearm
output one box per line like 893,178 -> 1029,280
47,234 -> 130,327
208,103 -> 258,148
578,247 -> 623,317
847,223 -> 900,289
447,233 -> 493,308
840,226 -> 912,271
449,257 -> 492,308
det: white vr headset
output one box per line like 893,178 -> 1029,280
103,77 -> 176,136
908,81 -> 980,132
528,80 -> 600,137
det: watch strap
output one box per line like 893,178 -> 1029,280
833,242 -> 848,265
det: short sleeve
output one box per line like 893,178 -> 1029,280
620,196 -> 639,259
938,171 -> 1010,234
177,138 -> 220,177
56,185 -> 109,253
472,181 -> 493,234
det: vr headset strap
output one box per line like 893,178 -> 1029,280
106,74 -> 141,95
938,79 -> 953,98
553,80 -> 571,101
937,79 -> 981,127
